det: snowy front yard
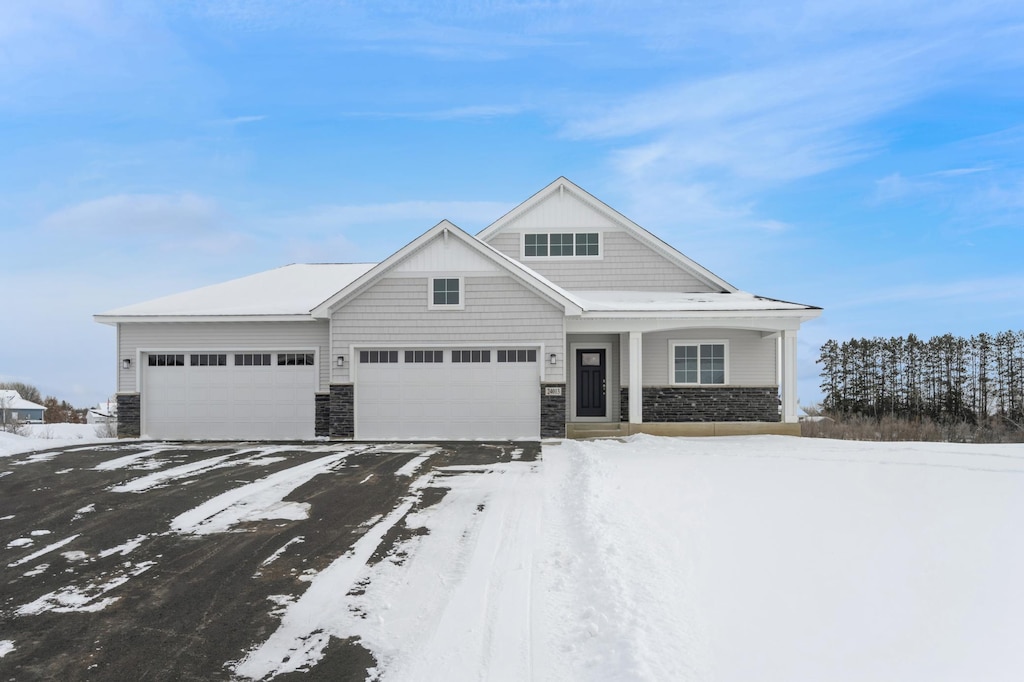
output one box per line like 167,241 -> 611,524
241,435 -> 1024,681
2,435 -> 1022,681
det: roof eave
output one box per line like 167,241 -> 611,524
93,314 -> 318,325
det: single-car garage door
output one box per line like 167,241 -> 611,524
142,352 -> 316,440
355,348 -> 540,440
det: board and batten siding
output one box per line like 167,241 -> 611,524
485,230 -> 718,293
331,274 -> 566,383
117,321 -> 331,393
636,329 -> 777,387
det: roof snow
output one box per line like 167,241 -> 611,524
96,263 -> 377,319
570,290 -> 816,312
0,391 -> 46,411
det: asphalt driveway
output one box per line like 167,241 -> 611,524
0,440 -> 538,681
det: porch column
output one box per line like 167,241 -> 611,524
629,331 -> 643,424
780,329 -> 799,423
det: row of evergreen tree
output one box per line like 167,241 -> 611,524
817,330 -> 1024,426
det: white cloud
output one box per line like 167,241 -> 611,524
41,193 -> 222,236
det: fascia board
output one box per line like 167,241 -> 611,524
577,308 -> 822,321
93,314 -> 317,325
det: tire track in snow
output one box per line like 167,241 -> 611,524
233,472 -> 435,679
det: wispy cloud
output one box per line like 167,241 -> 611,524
836,275 -> 1024,308
209,115 -> 267,126
342,105 -> 524,121
41,193 -> 222,236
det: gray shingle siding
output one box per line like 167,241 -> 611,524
330,274 -> 565,383
485,230 -> 718,293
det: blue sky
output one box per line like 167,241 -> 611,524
3,0 -> 1024,409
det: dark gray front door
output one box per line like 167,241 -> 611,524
576,349 -> 606,417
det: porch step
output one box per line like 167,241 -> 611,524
566,422 -> 629,440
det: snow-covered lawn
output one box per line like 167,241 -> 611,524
237,435 -> 1024,681
0,423 -> 114,457
5,434 -> 1022,679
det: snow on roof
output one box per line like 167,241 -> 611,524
0,390 -> 46,411
97,263 -> 378,319
569,290 -> 818,312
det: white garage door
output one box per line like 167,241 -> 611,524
355,348 -> 540,440
142,352 -> 316,440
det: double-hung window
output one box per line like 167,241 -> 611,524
671,342 -> 727,385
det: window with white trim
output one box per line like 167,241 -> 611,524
430,277 -> 463,308
522,232 -> 600,258
671,342 -> 727,385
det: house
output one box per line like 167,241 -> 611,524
0,390 -> 47,425
94,178 -> 821,441
86,399 -> 118,425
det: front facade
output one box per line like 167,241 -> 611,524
96,178 -> 820,441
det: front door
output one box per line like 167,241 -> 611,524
576,349 -> 607,417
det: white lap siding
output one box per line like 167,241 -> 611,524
117,321 -> 331,394
330,275 -> 565,384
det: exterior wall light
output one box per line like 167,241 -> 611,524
549,353 -> 558,365
121,358 -> 131,370
336,355 -> 346,367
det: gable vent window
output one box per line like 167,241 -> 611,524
452,350 -> 491,363
148,354 -> 185,367
523,232 -> 600,258
236,353 -> 272,366
191,354 -> 227,367
278,353 -> 315,366
431,277 -> 461,307
405,350 -> 444,363
497,349 -> 537,363
360,350 -> 399,363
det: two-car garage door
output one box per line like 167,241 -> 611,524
141,347 -> 542,440
142,352 -> 316,440
355,348 -> 540,440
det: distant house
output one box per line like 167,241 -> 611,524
87,399 -> 118,425
0,390 -> 47,425
96,177 -> 821,441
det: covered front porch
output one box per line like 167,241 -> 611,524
561,314 -> 805,439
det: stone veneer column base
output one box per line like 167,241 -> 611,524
116,393 -> 141,438
329,384 -> 354,438
540,383 -> 566,438
314,394 -> 330,437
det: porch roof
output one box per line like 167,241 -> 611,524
568,290 -> 819,313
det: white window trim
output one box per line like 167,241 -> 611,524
520,231 -> 604,261
427,276 -> 465,310
668,339 -> 730,386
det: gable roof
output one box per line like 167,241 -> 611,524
94,263 -> 377,324
310,220 -> 584,318
0,390 -> 47,412
476,177 -> 737,293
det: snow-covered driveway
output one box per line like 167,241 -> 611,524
3,435 -> 1023,681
